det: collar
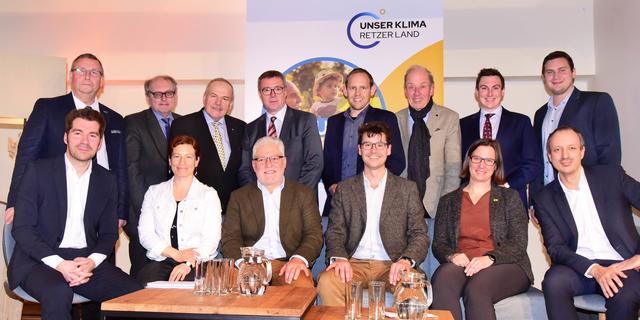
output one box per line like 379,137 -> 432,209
151,108 -> 174,122
344,105 -> 370,119
72,92 -> 99,111
202,109 -> 226,127
64,153 -> 93,178
480,105 -> 503,118
257,178 -> 286,195
558,166 -> 586,192
266,106 -> 287,120
547,86 -> 575,109
363,169 -> 388,190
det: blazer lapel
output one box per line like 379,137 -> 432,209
249,184 -> 266,239
558,88 -> 581,125
495,108 -> 510,141
469,111 -> 481,140
551,181 -> 579,239
278,181 -> 293,242
144,109 -> 168,160
54,158 -> 68,235
584,169 -> 614,242
352,175 -> 367,235
379,174 -> 398,227
83,168 -> 105,241
279,108 -> 293,141
257,114 -> 267,138
397,108 -> 409,156
196,110 -> 223,171
488,186 -> 501,239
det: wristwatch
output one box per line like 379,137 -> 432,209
398,256 -> 416,268
485,253 -> 496,262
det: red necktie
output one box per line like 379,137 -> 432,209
482,113 -> 494,139
268,116 -> 277,138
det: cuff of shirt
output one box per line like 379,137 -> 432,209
329,256 -> 348,264
290,255 -> 309,268
88,253 -> 107,267
42,255 -> 64,270
585,263 -> 597,278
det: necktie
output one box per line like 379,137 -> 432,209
268,116 -> 277,138
482,113 -> 495,139
407,99 -> 433,217
212,122 -> 226,170
160,118 -> 170,138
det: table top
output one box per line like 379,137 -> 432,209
303,306 -> 453,320
102,286 -> 317,317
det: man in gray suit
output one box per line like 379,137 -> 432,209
396,65 -> 461,276
318,121 -> 428,306
238,70 -> 323,190
124,75 -> 180,277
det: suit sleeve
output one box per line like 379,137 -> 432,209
125,117 -> 146,227
296,114 -> 323,189
94,173 -> 120,255
12,162 -> 57,260
535,193 -> 594,275
113,120 -> 130,221
432,194 -> 457,263
593,93 -> 622,165
386,113 -> 406,176
401,182 -> 429,264
7,99 -> 48,208
238,128 -> 256,187
220,191 -> 244,260
322,118 -> 339,190
291,186 -> 323,265
324,183 -> 350,262
443,113 -> 462,195
486,189 -> 528,264
506,117 -> 541,191
137,187 -> 169,260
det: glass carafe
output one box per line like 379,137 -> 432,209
237,247 -> 272,296
394,272 -> 433,320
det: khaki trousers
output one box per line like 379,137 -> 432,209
269,259 -> 315,287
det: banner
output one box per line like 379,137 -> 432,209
245,0 -> 443,134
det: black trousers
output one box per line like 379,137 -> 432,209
543,260 -> 640,320
20,261 -> 142,320
136,259 -> 195,285
431,262 -> 530,320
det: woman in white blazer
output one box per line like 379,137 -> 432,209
137,135 -> 222,284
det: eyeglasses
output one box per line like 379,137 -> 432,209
71,67 -> 103,78
360,142 -> 388,150
149,91 -> 176,99
470,156 -> 496,166
260,86 -> 285,96
252,155 -> 284,164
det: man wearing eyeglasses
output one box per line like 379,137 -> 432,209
123,75 -> 181,277
238,70 -> 323,192
221,136 -> 323,287
5,53 -> 129,231
170,78 -> 245,215
318,121 -> 428,306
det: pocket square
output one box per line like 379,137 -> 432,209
110,129 -> 122,134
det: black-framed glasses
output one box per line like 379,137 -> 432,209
260,86 -> 285,96
360,142 -> 388,150
252,155 -> 284,164
71,67 -> 103,78
148,91 -> 176,99
470,156 -> 496,166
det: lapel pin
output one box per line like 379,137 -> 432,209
492,198 -> 499,203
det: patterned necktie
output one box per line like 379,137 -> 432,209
482,113 -> 495,139
268,116 -> 277,138
212,122 -> 226,170
160,118 -> 170,138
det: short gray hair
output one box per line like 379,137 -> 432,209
403,64 -> 434,87
144,75 -> 178,95
252,136 -> 286,158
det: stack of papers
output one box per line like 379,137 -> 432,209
146,281 -> 195,289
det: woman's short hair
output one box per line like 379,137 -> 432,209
460,138 -> 506,185
169,135 -> 200,159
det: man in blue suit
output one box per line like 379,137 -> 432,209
322,68 -> 405,215
5,53 -> 129,228
8,108 -> 141,320
460,68 -> 540,209
532,51 -> 621,198
535,126 -> 640,320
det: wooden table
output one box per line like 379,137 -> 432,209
101,286 -> 317,319
303,306 -> 454,320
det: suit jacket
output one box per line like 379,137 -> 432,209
534,165 -> 640,276
322,107 -> 406,214
433,185 -> 533,283
238,107 -> 323,190
7,92 -> 129,220
124,108 -> 180,234
8,156 -> 119,289
396,104 -> 461,217
220,179 -> 323,265
531,88 -> 621,197
460,107 -> 541,208
169,110 -> 245,214
325,172 -> 428,265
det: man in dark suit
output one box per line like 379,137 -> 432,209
8,108 -> 141,320
535,126 -> 640,320
532,51 -> 621,198
170,78 -> 245,214
322,68 -> 405,215
5,53 -> 129,228
318,121 -> 427,306
238,70 -> 323,190
460,68 -> 540,208
124,75 -> 181,277
221,136 -> 323,287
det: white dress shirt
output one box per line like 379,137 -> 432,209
72,93 -> 109,170
352,170 -> 392,261
542,87 -> 574,185
41,154 -> 107,269
264,106 -> 287,138
138,177 -> 222,261
479,106 -> 503,140
558,168 -> 624,276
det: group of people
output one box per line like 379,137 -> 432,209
3,50 -> 639,320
